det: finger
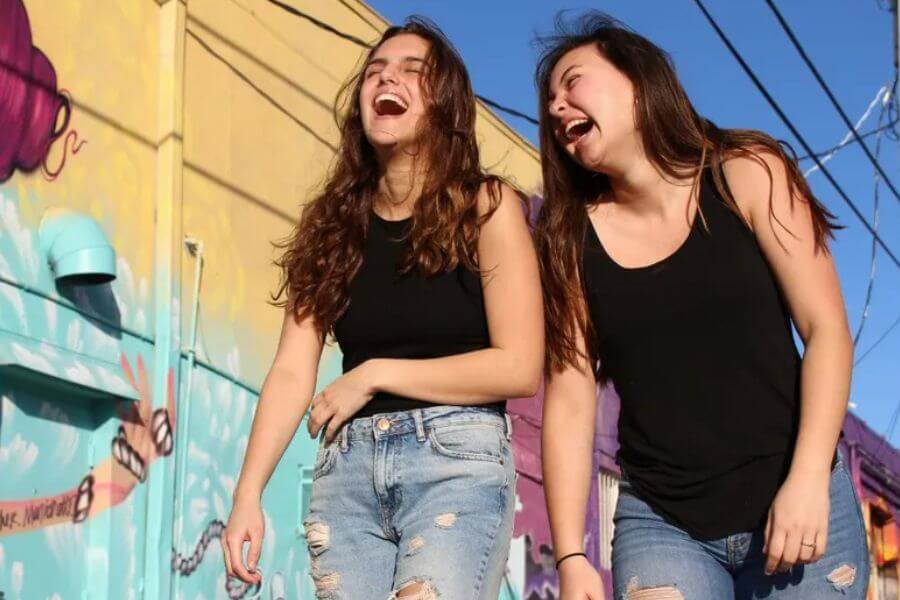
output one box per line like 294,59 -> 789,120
308,404 -> 325,438
814,525 -> 828,562
227,533 -> 255,583
247,528 -> 263,575
313,404 -> 336,439
307,400 -> 320,436
763,509 -> 774,555
308,414 -> 322,439
221,537 -> 234,577
765,527 -> 786,575
777,529 -> 801,573
324,413 -> 344,444
798,534 -> 815,564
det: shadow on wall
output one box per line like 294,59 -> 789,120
55,279 -> 123,340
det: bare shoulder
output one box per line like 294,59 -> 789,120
476,179 -> 529,226
721,147 -> 796,225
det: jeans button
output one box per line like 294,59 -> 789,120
376,418 -> 391,431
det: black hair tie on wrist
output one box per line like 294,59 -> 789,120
555,551 -> 587,570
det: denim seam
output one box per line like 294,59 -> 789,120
470,443 -> 512,600
376,437 -> 397,541
839,463 -> 871,580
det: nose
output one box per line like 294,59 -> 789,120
379,65 -> 399,85
549,96 -> 567,117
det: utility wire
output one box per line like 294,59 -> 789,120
797,118 -> 899,161
803,84 -> 888,177
764,0 -> 900,208
691,0 -> 900,270
263,0 -> 539,126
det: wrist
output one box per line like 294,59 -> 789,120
788,454 -> 833,482
364,359 -> 386,393
233,483 -> 262,504
555,551 -> 587,570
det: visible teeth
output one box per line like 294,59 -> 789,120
565,118 -> 591,138
375,92 -> 408,110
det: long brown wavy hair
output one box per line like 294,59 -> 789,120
534,12 -> 839,375
273,17 -> 501,334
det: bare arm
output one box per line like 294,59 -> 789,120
543,326 -> 605,597
224,306 -> 323,582
542,330 -> 598,562
233,308 -> 324,502
725,151 -> 852,572
725,152 -> 851,481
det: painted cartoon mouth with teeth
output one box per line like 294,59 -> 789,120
72,474 -> 94,523
0,355 -> 176,538
152,407 -> 174,457
112,425 -> 147,482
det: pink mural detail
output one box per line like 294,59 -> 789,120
0,0 -> 84,183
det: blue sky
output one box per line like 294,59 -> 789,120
368,0 -> 900,442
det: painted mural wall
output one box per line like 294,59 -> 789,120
0,1 -> 595,599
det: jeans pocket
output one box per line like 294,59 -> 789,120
427,423 -> 504,463
313,440 -> 339,479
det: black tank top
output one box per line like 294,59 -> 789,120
582,170 -> 803,539
333,211 -> 501,420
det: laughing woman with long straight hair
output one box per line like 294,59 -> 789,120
221,17 -> 543,599
535,13 -> 868,600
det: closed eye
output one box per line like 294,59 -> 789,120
565,74 -> 580,89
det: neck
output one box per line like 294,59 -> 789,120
606,154 -> 695,218
374,147 -> 425,218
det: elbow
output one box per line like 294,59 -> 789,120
509,361 -> 543,398
804,319 -> 853,353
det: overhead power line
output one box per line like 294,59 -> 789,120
764,0 -> 900,208
691,0 -> 900,270
263,0 -> 539,126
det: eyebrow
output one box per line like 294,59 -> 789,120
548,63 -> 581,101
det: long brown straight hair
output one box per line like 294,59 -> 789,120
272,17 -> 502,334
534,12 -> 839,375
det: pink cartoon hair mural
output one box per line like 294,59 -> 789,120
0,0 -> 84,183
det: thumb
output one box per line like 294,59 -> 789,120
247,528 -> 263,571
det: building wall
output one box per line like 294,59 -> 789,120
0,1 -> 546,599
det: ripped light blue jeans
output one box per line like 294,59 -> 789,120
302,405 -> 516,599
612,453 -> 869,599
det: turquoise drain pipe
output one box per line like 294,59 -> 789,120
170,235 -> 204,600
38,208 -> 116,284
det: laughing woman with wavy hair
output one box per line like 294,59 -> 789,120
222,17 -> 542,599
536,12 -> 868,600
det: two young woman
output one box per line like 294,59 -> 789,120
224,13 -> 869,600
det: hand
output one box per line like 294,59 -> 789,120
559,555 -> 606,600
308,361 -> 378,442
222,495 -> 265,584
764,469 -> 830,575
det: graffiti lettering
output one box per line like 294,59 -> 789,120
0,509 -> 21,531
22,492 -> 76,526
